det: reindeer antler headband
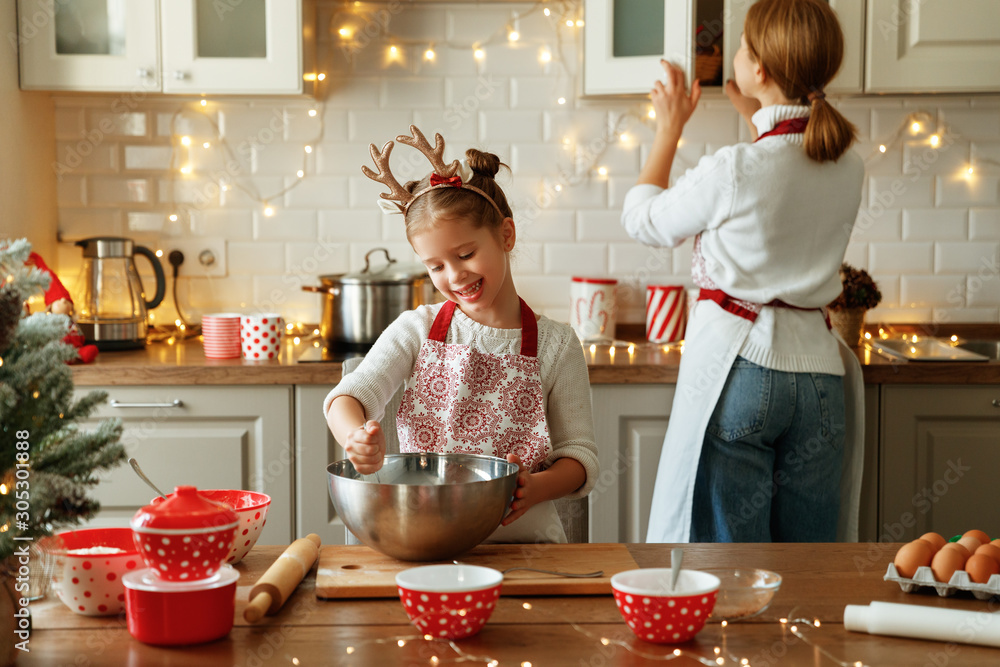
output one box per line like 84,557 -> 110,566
362,125 -> 504,217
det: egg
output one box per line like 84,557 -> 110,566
992,538 -> 1000,547
975,543 -> 1000,565
919,532 -> 947,553
965,554 -> 1000,584
894,540 -> 934,578
942,542 -> 971,558
957,535 -> 982,554
931,546 -> 967,583
964,529 -> 991,544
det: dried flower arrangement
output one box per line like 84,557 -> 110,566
828,263 -> 882,311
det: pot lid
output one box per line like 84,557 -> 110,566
130,485 -> 238,531
322,247 -> 429,285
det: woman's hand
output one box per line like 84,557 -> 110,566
501,454 -> 541,526
724,79 -> 761,120
651,59 -> 702,139
344,420 -> 385,474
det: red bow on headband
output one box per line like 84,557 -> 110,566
430,173 -> 463,188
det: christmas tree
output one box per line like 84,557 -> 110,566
0,239 -> 126,561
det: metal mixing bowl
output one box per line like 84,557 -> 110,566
327,453 -> 518,561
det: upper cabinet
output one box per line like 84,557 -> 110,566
865,0 -> 1000,93
584,0 -> 999,96
18,0 -> 308,95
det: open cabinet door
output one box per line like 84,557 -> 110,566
584,0 -> 693,95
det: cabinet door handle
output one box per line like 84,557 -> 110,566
993,399 -> 1000,408
110,399 -> 184,409
173,70 -> 189,80
136,67 -> 153,79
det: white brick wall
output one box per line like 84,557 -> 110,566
49,2 -> 1000,326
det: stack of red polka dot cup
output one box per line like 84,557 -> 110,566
125,486 -> 240,645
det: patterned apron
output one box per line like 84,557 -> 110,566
396,299 -> 566,543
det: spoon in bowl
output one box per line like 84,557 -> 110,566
453,560 -> 603,578
128,457 -> 168,500
670,547 -> 684,591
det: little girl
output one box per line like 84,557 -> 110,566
324,126 -> 599,544
624,0 -> 866,543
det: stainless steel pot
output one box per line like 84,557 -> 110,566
303,248 -> 437,347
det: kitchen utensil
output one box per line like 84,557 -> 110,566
315,543 -> 639,598
153,489 -> 271,564
130,485 -> 238,581
326,453 -> 518,562
702,568 -> 782,621
240,313 -> 283,360
201,313 -> 241,359
670,547 -> 683,591
245,534 -> 322,622
123,566 -> 239,646
845,601 -> 1000,648
73,236 -> 166,350
303,247 -> 437,348
128,457 -> 167,500
47,527 -> 141,616
646,284 -> 687,343
611,568 -> 720,644
570,276 -> 617,342
395,564 -> 503,640
453,560 -> 603,578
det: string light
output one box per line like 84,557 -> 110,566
543,7 -> 550,16
557,96 -> 566,105
911,121 -> 921,132
878,145 -> 886,153
539,49 -> 552,63
202,141 -> 210,148
304,145 -> 313,154
474,48 -> 485,60
930,134 -> 940,147
199,99 -> 207,107
180,136 -> 191,146
508,29 -> 520,42
264,205 -> 275,217
297,170 -> 305,178
425,48 -> 436,61
180,165 -> 192,174
155,249 -> 163,257
308,109 -> 317,117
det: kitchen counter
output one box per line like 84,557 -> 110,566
23,542 -> 1000,665
70,326 -> 1000,386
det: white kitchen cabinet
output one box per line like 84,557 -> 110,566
294,385 -> 348,547
584,0 -> 864,96
865,0 -> 1000,93
17,0 -> 306,94
880,385 -> 1000,541
72,385 -> 294,546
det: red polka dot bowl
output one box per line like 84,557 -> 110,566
191,490 -> 270,564
611,569 -> 720,644
131,485 -> 238,582
47,527 -> 142,616
395,564 -> 503,640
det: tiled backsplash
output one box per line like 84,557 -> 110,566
51,2 -> 1000,327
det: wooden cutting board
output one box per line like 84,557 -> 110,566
316,543 -> 638,599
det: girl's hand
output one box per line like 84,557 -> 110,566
501,454 -> 540,526
651,59 -> 702,139
345,420 -> 385,474
724,79 -> 761,120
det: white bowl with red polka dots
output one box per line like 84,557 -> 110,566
240,313 -> 283,361
395,564 -> 503,640
195,490 -> 270,564
611,569 -> 720,644
48,527 -> 142,616
130,485 -> 238,582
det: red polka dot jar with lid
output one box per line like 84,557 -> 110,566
130,485 -> 238,582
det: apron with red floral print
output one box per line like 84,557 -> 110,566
396,298 -> 551,471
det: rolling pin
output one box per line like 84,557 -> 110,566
244,533 -> 321,622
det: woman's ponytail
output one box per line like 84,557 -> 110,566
804,96 -> 857,163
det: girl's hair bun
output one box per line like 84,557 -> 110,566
465,148 -> 504,179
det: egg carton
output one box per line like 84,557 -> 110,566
884,563 -> 1000,600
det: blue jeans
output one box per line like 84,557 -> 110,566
689,357 -> 845,542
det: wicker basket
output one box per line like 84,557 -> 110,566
695,45 -> 723,83
829,307 -> 866,347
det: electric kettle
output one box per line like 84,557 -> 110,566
74,237 -> 166,350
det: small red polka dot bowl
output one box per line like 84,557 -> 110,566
611,569 -> 720,644
123,565 -> 239,646
191,489 -> 270,564
395,564 -> 503,640
47,527 -> 142,616
130,485 -> 238,582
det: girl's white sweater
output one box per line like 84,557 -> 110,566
621,104 -> 865,375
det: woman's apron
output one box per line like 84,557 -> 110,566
396,299 -> 567,544
645,116 -> 865,543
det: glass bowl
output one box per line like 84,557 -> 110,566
702,568 -> 782,621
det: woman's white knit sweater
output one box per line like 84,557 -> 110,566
621,104 -> 865,375
322,302 -> 599,499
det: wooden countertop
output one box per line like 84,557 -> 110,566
70,325 -> 1000,386
23,542 -> 1000,666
